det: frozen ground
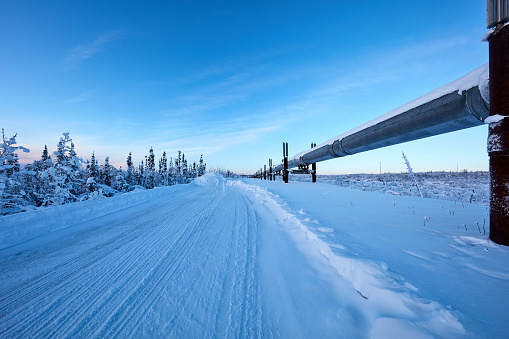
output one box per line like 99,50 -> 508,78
0,173 -> 507,338
292,171 -> 489,204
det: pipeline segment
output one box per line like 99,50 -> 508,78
273,64 -> 490,172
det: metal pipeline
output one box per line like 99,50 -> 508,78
273,64 -> 490,172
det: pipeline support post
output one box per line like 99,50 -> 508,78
311,143 -> 317,183
264,165 -> 266,180
284,157 -> 288,183
283,142 -> 289,183
269,159 -> 273,181
488,18 -> 509,245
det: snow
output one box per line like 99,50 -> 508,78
486,117 -> 507,153
0,184 -> 188,250
484,114 -> 507,124
482,21 -> 509,41
1,173 -> 508,337
479,64 -> 490,104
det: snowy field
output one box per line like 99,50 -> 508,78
0,173 -> 507,338
292,171 -> 489,205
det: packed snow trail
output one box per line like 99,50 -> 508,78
0,174 -> 362,338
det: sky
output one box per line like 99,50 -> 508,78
0,0 -> 490,175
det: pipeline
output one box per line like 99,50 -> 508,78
273,64 -> 490,172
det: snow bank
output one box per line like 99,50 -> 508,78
230,179 -> 466,338
193,172 -> 222,186
0,185 -> 186,250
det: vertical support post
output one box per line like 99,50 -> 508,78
260,168 -> 262,180
269,159 -> 273,181
284,157 -> 288,183
487,8 -> 509,245
283,142 -> 289,183
311,143 -> 317,183
264,165 -> 266,180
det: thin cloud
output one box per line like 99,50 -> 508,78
64,31 -> 123,69
146,125 -> 281,158
162,94 -> 245,117
59,91 -> 94,105
308,36 -> 470,101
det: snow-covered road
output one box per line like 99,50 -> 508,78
0,174 -> 356,338
1,173 -> 507,338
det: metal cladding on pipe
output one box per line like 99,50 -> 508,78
338,86 -> 489,155
487,0 -> 509,28
273,65 -> 490,172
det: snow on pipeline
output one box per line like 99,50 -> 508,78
229,179 -> 465,338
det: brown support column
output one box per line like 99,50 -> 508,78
310,142 -> 317,183
269,159 -> 273,181
488,23 -> 509,245
284,157 -> 288,183
282,142 -> 289,183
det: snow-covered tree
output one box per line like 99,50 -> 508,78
159,151 -> 168,185
167,157 -> 175,185
68,142 -> 80,172
143,147 -> 157,189
86,152 -> 100,193
0,129 -> 204,214
138,160 -> 144,186
126,152 -> 136,186
33,146 -> 54,206
198,154 -> 206,176
101,157 -> 114,187
113,170 -> 130,192
182,153 -> 188,181
191,161 -> 197,178
0,130 -> 30,214
45,133 -> 77,205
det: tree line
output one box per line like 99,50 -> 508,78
0,130 -> 206,215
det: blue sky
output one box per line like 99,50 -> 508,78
1,0 -> 490,174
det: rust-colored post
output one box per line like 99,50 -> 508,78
488,21 -> 509,245
311,143 -> 317,183
269,159 -> 273,181
283,142 -> 289,183
283,157 -> 288,183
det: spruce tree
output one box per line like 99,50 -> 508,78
144,147 -> 156,189
0,130 -> 30,214
198,154 -> 206,176
168,157 -> 174,185
48,133 -> 76,205
102,157 -> 113,187
182,153 -> 188,180
126,152 -> 135,186
86,152 -> 99,193
41,145 -> 52,170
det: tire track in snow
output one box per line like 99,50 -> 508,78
95,186 -> 227,338
0,186 -> 220,337
0,180 -> 264,338
0,189 -> 198,321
